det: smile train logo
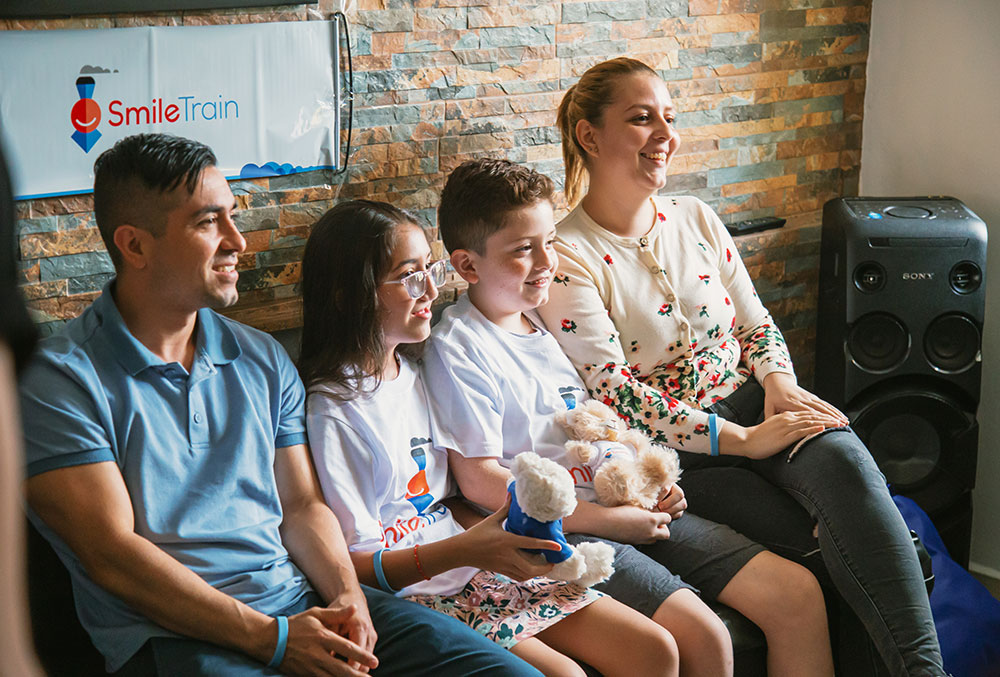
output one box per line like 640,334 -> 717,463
71,75 -> 102,152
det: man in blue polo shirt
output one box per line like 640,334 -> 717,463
19,134 -> 540,676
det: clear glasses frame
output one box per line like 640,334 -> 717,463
383,259 -> 448,299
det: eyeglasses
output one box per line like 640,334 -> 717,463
383,259 -> 447,299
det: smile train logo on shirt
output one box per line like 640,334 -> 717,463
404,437 -> 435,514
559,385 -> 586,410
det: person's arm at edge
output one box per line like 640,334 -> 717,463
0,347 -> 43,677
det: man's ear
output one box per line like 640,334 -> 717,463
112,224 -> 152,271
449,248 -> 480,285
575,119 -> 598,158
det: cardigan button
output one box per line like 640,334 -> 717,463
649,264 -> 660,273
639,237 -> 649,247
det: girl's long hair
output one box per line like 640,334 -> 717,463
298,199 -> 419,400
557,57 -> 659,207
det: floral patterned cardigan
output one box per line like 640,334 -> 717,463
537,195 -> 795,453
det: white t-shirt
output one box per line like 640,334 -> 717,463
423,294 -> 599,502
306,357 -> 478,596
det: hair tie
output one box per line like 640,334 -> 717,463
709,413 -> 720,457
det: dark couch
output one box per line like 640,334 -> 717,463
26,321 -> 935,676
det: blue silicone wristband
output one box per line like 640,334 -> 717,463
709,413 -> 720,456
267,615 -> 288,669
373,548 -> 397,594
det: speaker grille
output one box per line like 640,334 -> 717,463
847,313 -> 910,372
949,261 -> 982,293
853,261 -> 886,293
924,314 -> 980,373
852,390 -> 971,491
869,413 -> 939,487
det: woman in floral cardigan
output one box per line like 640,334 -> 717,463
538,57 -> 943,677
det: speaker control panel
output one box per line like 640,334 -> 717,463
845,197 -> 975,222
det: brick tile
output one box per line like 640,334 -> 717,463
805,6 -> 870,26
720,174 -> 797,197
689,0 -> 763,17
20,279 -> 68,301
468,5 -> 559,27
20,228 -> 105,259
27,292 -> 101,323
30,195 -> 94,217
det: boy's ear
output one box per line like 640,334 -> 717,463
449,248 -> 480,285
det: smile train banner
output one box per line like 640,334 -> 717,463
0,20 -> 340,200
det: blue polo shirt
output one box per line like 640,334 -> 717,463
20,281 -> 310,672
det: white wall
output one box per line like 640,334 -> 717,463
861,0 -> 1000,573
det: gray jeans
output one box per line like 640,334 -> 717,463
677,378 -> 944,677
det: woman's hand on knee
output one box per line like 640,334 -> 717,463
721,412 -> 835,460
762,372 -> 849,425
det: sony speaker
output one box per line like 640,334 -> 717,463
815,197 -> 986,567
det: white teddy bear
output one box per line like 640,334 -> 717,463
556,400 -> 681,510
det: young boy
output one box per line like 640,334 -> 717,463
422,158 -> 834,675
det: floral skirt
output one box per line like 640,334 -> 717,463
407,570 -> 603,648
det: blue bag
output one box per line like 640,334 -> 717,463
893,495 -> 1000,677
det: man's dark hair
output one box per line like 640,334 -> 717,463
92,133 -> 217,268
438,158 -> 555,255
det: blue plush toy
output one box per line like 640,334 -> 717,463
503,452 -> 614,587
506,482 -> 574,564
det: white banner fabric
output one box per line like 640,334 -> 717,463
0,20 -> 338,200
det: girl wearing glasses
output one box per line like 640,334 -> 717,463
298,199 -> 678,676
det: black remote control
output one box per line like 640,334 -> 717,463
725,216 -> 786,236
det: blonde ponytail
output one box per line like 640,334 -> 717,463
557,84 -> 587,207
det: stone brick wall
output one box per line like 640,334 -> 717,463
7,0 -> 872,385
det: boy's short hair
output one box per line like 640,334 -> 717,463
438,158 -> 555,254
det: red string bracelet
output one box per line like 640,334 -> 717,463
413,543 -> 431,581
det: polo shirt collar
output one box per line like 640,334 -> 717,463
94,280 -> 241,375
196,306 -> 241,367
